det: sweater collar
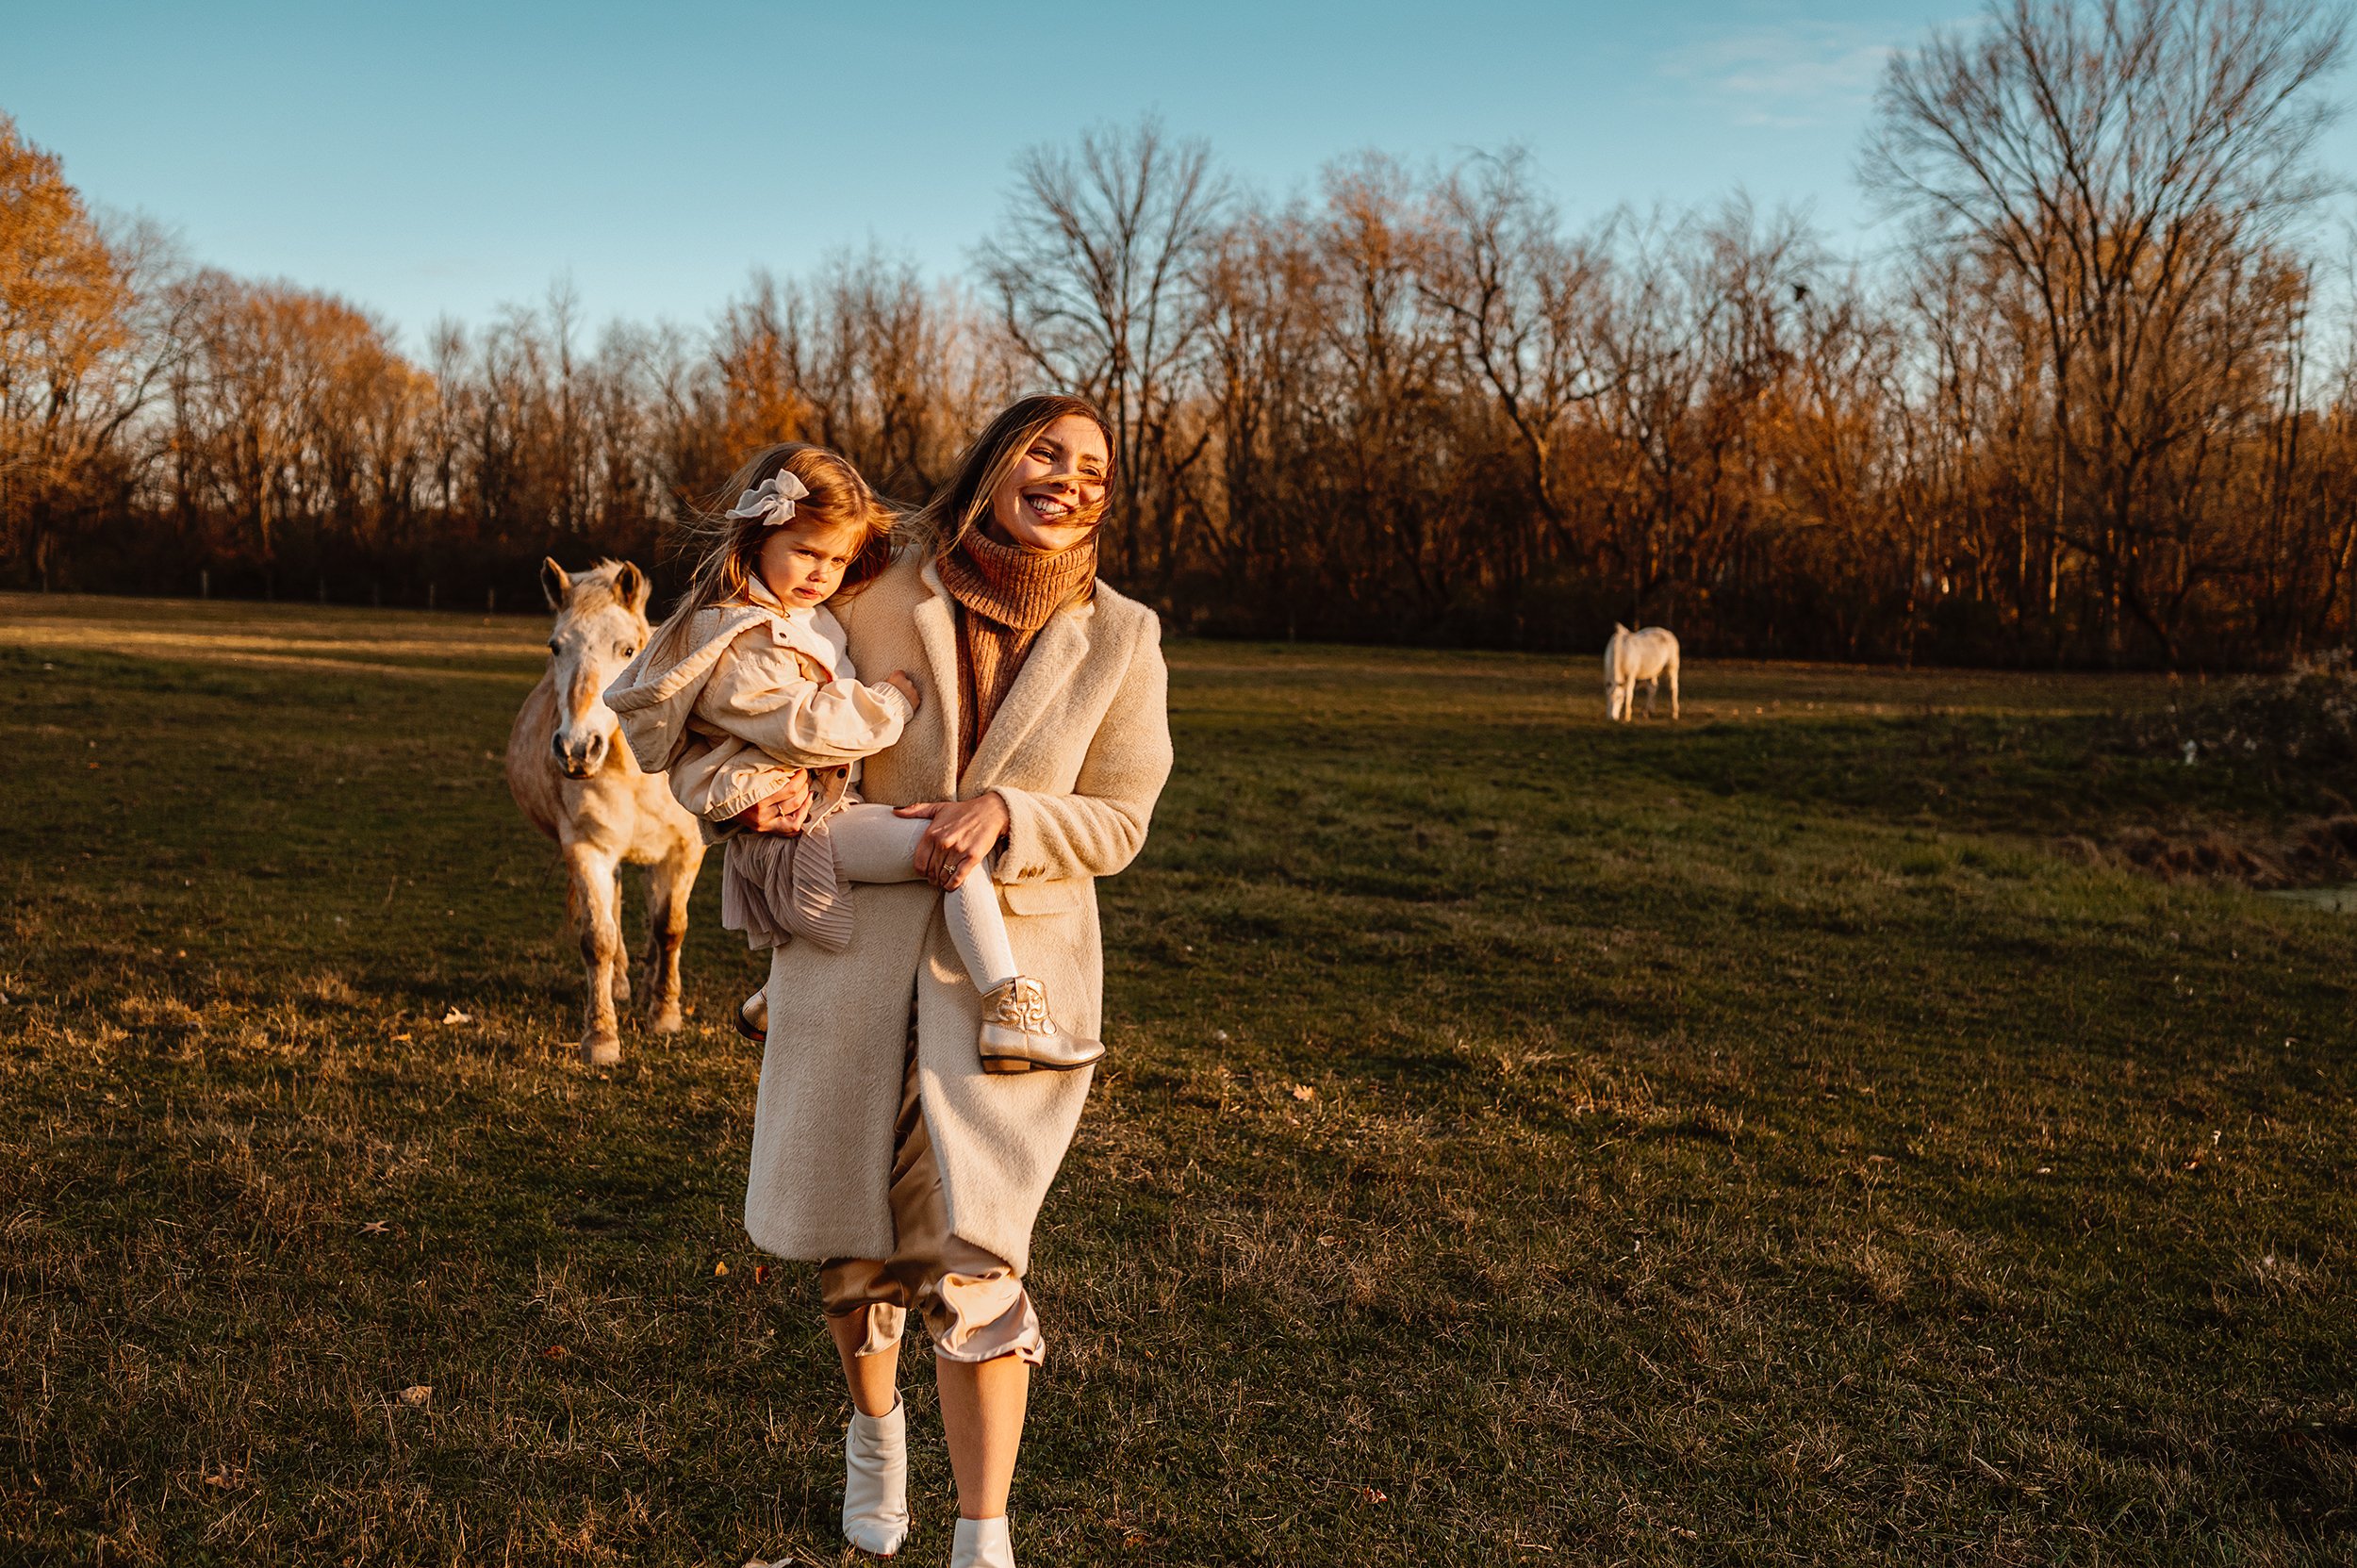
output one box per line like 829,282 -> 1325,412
936,526 -> 1097,633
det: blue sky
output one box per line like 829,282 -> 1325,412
6,1 -> 2351,350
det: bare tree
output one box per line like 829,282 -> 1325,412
1866,0 -> 2351,659
1421,152 -> 1613,522
981,116 -> 1228,586
0,114 -> 162,586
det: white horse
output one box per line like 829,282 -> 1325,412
1605,623 -> 1681,721
505,558 -> 705,1065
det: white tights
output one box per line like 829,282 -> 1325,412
826,804 -> 1019,996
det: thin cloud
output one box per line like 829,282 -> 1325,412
1658,22 -> 1898,129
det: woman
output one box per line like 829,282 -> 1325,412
744,395 -> 1172,1568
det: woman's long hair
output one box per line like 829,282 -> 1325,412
901,394 -> 1118,568
646,442 -> 894,663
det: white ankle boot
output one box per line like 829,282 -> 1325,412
950,1515 -> 1014,1568
842,1399 -> 910,1556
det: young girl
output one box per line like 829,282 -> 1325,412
604,442 -> 1096,1074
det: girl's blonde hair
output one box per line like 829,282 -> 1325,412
902,394 -> 1117,573
649,442 -> 894,659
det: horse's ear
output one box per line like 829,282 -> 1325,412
616,561 -> 651,617
1613,621 -> 1629,634
540,557 -> 570,609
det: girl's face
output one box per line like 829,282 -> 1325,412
986,414 -> 1111,554
756,516 -> 865,608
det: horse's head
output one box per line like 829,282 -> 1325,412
539,556 -> 651,780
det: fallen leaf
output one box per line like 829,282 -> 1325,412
358,1220 -> 394,1236
713,1260 -> 730,1277
752,1263 -> 773,1286
398,1385 -> 432,1407
1292,1084 -> 1315,1101
541,1345 -> 569,1361
1358,1486 -> 1388,1504
391,1032 -> 413,1043
439,1009 -> 472,1026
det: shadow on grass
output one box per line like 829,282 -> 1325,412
1,618 -> 2352,1564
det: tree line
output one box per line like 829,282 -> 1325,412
5,0 -> 2354,667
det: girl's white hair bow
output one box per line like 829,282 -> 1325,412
725,470 -> 811,526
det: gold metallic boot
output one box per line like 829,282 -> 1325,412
977,976 -> 1102,1074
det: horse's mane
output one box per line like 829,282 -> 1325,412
560,560 -> 645,621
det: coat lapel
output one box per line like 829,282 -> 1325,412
909,560 -> 964,799
964,601 -> 1096,794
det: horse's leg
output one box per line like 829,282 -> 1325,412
642,841 -> 696,1036
1669,659 -> 1681,721
567,842 -> 625,1066
606,869 -> 632,1009
1644,673 -> 1657,718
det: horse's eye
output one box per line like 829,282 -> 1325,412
547,638 -> 559,653
618,643 -> 636,657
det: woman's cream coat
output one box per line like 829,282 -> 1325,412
745,548 -> 1172,1274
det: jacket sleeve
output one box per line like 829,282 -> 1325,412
993,619 -> 1173,882
664,734 -> 801,825
696,632 -> 915,768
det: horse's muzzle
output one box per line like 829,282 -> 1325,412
552,730 -> 607,779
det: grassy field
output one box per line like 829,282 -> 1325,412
2,590 -> 2352,1567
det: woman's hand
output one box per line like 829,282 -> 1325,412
895,792 -> 1010,890
734,772 -> 813,835
882,669 -> 922,711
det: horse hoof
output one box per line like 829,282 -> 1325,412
648,1008 -> 684,1036
580,1035 -> 622,1067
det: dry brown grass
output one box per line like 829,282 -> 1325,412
1,598 -> 2352,1564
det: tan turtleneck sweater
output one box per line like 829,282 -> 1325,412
935,526 -> 1099,775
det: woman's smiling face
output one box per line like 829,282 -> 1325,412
986,414 -> 1111,553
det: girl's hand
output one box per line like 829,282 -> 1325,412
735,772 -> 813,835
882,669 -> 922,711
894,792 -> 1010,889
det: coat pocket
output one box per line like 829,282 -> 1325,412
998,878 -> 1084,916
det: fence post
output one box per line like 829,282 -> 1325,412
199,569 -> 209,600
427,583 -> 436,611
487,587 -> 497,615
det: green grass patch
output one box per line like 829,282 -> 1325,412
2,596 -> 2353,1564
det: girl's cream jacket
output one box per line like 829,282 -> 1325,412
604,580 -> 914,838
742,547 -> 1172,1276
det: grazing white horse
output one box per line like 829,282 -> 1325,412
1605,622 -> 1681,721
505,558 -> 705,1065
